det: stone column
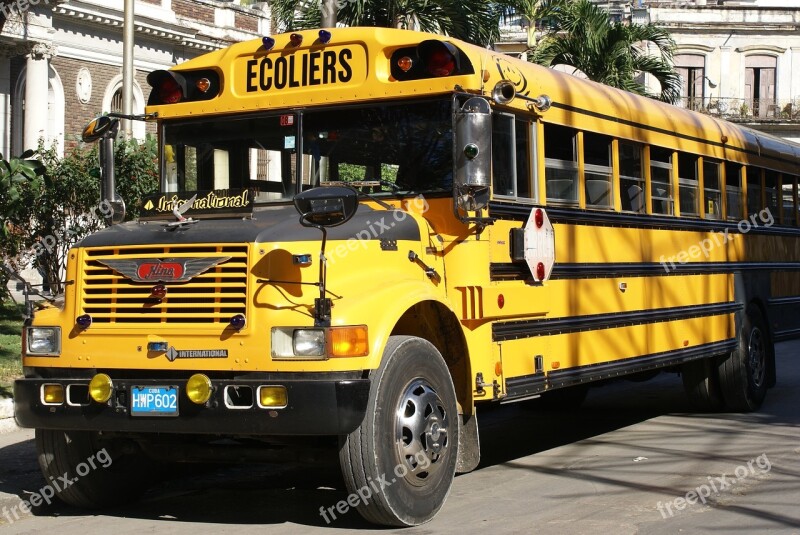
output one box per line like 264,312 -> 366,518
23,43 -> 56,152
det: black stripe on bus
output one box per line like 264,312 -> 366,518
490,261 -> 800,281
492,301 -> 741,342
504,338 -> 738,399
488,202 -> 797,237
548,102 -> 790,166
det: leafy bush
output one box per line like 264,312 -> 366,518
1,137 -> 159,296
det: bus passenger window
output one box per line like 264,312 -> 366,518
544,123 -> 578,203
703,160 -> 721,219
650,147 -> 673,215
725,162 -> 743,220
619,141 -> 644,213
515,119 -> 532,199
746,167 -> 762,216
583,132 -> 613,208
492,113 -> 515,197
782,176 -> 797,225
764,170 -> 779,220
678,152 -> 699,216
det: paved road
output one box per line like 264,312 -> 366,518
1,342 -> 799,534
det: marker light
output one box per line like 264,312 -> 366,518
196,78 -> 211,93
76,314 -> 92,329
397,56 -> 414,72
151,284 -> 167,299
289,33 -> 303,47
330,326 -> 369,357
157,76 -> 183,104
43,384 -> 64,404
148,341 -> 168,352
229,314 -> 246,330
89,373 -> 113,403
536,262 -> 546,281
318,29 -> 332,44
535,208 -> 544,229
262,36 -> 276,50
258,386 -> 288,408
186,373 -> 212,405
464,143 -> 479,160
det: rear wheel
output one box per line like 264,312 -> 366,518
339,336 -> 458,526
681,357 -> 724,411
717,307 -> 771,411
36,429 -> 153,508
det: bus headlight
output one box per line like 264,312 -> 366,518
293,329 -> 326,357
26,327 -> 61,356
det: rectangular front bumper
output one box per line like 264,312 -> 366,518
14,375 -> 370,436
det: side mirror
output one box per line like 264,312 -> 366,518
82,116 -> 119,143
454,97 -> 491,212
81,116 -> 125,225
294,186 -> 358,228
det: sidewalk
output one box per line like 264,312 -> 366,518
0,398 -> 18,434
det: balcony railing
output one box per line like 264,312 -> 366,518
677,97 -> 800,122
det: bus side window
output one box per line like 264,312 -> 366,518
619,141 -> 644,213
678,151 -> 699,217
725,162 -> 743,221
784,175 -> 798,226
492,113 -> 516,197
650,146 -> 673,215
703,159 -> 721,219
515,119 -> 533,200
583,132 -> 613,209
746,167 -> 762,216
764,170 -> 779,220
544,123 -> 579,204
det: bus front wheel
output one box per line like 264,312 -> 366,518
36,429 -> 152,508
717,307 -> 771,412
339,336 -> 458,526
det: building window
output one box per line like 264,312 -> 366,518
745,55 -> 777,118
674,54 -> 706,111
110,87 -> 123,113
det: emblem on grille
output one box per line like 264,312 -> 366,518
97,257 -> 231,282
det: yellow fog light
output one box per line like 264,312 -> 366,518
42,384 -> 64,405
330,325 -> 369,357
88,373 -> 113,403
186,373 -> 212,405
258,386 -> 287,408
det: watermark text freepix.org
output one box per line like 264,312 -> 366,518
319,450 -> 431,524
1,448 -> 112,525
656,453 -> 771,518
659,208 -> 774,273
0,0 -> 50,20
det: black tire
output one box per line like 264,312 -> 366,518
681,357 -> 724,411
717,306 -> 771,412
339,336 -> 458,527
36,429 -> 152,508
537,384 -> 589,410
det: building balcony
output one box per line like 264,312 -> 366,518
677,97 -> 800,123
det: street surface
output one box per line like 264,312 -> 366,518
1,341 -> 799,534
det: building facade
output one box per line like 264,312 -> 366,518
0,0 -> 271,158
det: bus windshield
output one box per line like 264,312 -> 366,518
161,98 -> 453,202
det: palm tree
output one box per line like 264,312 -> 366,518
524,0 -> 681,103
270,0 -> 502,47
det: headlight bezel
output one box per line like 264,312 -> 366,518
25,327 -> 61,356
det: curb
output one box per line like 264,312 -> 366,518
0,398 -> 18,434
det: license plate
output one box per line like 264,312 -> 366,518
131,386 -> 179,416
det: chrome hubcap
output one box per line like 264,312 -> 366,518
747,327 -> 766,388
394,378 -> 450,487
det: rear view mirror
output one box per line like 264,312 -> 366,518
82,116 -> 119,143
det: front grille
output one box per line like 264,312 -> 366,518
80,245 -> 248,325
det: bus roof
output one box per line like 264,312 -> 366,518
146,26 -> 800,172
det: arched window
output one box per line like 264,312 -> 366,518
102,75 -> 146,139
674,54 -> 707,111
745,55 -> 777,118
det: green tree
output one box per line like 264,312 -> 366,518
272,0 -> 502,46
524,0 -> 681,103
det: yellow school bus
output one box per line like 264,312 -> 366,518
15,26 -> 800,526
